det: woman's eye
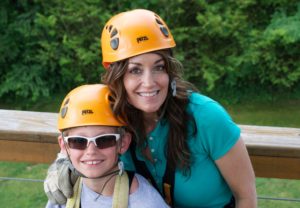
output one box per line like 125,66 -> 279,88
128,67 -> 142,74
154,65 -> 166,72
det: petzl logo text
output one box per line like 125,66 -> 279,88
82,109 -> 93,115
137,36 -> 149,43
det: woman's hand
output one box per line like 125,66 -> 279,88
44,153 -> 78,204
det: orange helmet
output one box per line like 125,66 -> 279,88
101,9 -> 176,69
58,84 -> 124,131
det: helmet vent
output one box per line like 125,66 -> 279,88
110,38 -> 119,50
160,27 -> 169,37
60,98 -> 69,118
108,95 -> 114,102
111,28 -> 118,38
155,18 -> 163,25
155,17 -> 169,37
108,25 -> 113,32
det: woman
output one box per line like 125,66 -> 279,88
44,9 -> 256,207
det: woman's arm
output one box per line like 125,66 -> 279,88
215,138 -> 257,208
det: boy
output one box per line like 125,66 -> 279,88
45,84 -> 169,208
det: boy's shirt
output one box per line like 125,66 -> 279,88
45,173 -> 169,208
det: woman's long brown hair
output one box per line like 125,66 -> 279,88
101,50 -> 198,175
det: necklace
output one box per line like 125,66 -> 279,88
94,172 -> 118,201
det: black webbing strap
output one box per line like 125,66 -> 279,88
224,196 -> 235,208
126,170 -> 135,188
129,142 -> 160,191
162,159 -> 175,206
129,142 -> 175,207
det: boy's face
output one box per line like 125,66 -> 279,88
59,125 -> 129,179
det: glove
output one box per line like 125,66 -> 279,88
44,153 -> 79,204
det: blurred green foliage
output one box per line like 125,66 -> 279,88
1,0 -> 299,103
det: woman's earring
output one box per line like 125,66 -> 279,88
171,79 -> 176,97
118,161 -> 124,176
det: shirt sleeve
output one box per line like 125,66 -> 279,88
129,174 -> 170,208
190,94 -> 240,160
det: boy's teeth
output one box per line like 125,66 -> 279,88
85,161 -> 100,165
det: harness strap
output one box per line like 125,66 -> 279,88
224,196 -> 235,208
112,171 -> 129,208
129,142 -> 159,190
129,142 -> 175,207
127,170 -> 135,187
162,163 -> 175,206
66,177 -> 82,208
66,172 -> 132,208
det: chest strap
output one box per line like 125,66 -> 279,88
112,171 -> 129,208
129,142 -> 175,207
66,171 -> 133,208
66,177 -> 82,208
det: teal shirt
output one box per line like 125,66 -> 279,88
121,93 -> 240,207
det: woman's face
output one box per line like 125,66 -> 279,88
123,53 -> 169,115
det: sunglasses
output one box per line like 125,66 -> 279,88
63,134 -> 120,150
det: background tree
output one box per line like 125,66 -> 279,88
1,0 -> 299,104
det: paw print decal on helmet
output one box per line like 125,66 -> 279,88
105,25 -> 119,50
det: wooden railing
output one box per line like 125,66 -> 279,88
1,109 -> 300,179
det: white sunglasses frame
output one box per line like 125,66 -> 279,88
63,133 -> 121,149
